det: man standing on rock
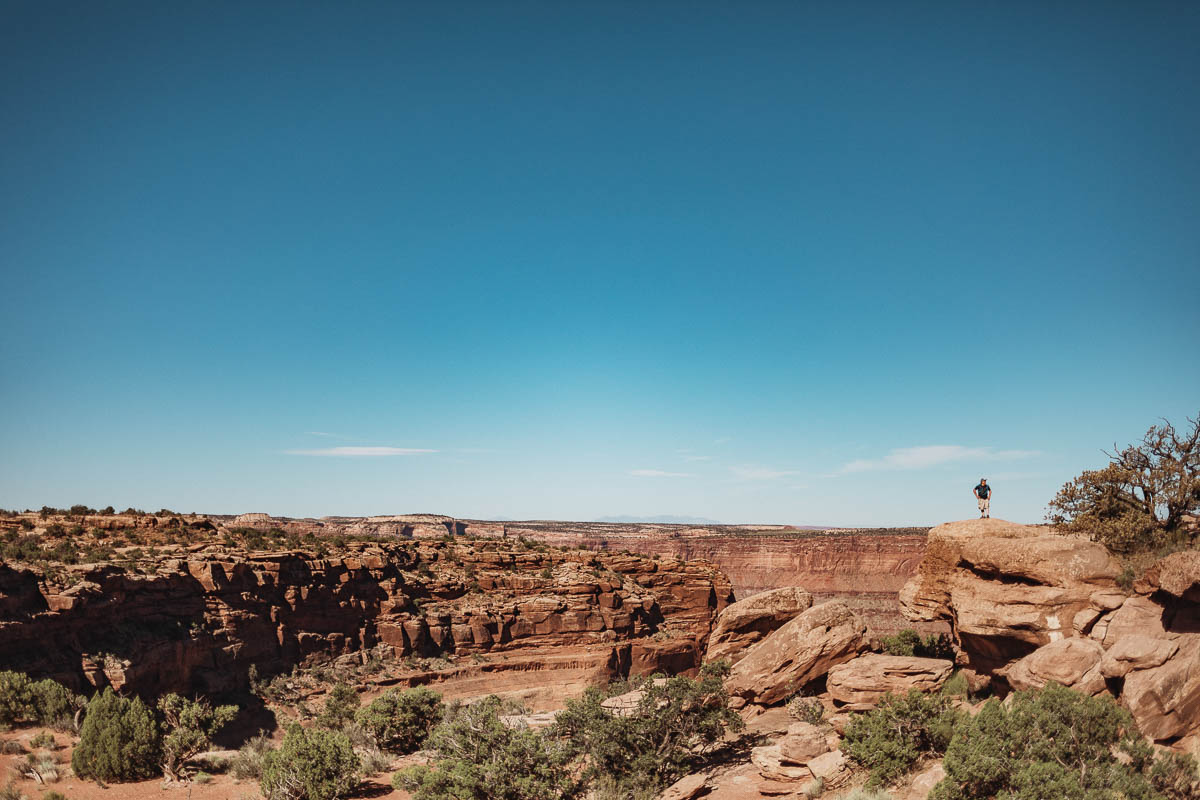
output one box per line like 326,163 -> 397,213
974,478 -> 992,518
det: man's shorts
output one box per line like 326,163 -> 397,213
978,497 -> 990,513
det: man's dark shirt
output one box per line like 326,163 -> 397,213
975,483 -> 991,499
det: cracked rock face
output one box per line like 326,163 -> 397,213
725,600 -> 868,706
0,539 -> 733,700
899,518 -> 1200,742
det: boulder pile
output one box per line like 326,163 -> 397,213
900,519 -> 1200,742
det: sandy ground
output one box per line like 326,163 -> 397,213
0,726 -> 411,800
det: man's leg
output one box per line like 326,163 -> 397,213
984,498 -> 990,518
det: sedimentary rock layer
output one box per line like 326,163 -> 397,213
0,539 -> 732,700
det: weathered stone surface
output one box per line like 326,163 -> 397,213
751,744 -> 813,782
806,750 -> 849,787
777,722 -> 829,765
826,654 -> 953,710
0,539 -> 730,699
726,601 -> 868,706
959,535 -> 1121,587
1100,635 -> 1179,679
659,772 -> 709,800
1003,638 -> 1106,695
1138,550 -> 1200,601
1101,596 -> 1167,648
904,761 -> 947,800
900,520 -> 1122,673
705,587 -> 813,665
1121,635 -> 1200,742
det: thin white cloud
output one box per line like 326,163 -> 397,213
731,465 -> 800,480
837,445 -> 1040,474
683,455 -> 714,462
629,469 -> 694,478
286,446 -> 437,457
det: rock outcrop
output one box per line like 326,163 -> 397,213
0,540 -> 732,701
900,518 -> 1200,742
704,587 -> 812,665
494,520 -> 936,635
725,601 -> 867,706
826,654 -> 953,710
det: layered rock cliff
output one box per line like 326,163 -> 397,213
492,521 -> 934,634
900,518 -> 1200,742
0,536 -> 732,703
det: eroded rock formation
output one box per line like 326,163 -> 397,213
900,519 -> 1200,742
0,540 -> 732,702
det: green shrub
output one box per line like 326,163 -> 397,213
940,671 -> 970,698
29,730 -> 56,749
550,661 -> 744,797
354,686 -> 443,754
0,671 -> 35,725
71,688 -> 162,782
842,689 -> 961,788
929,682 -> 1196,800
396,695 -> 575,800
317,683 -> 360,729
229,732 -> 274,780
786,695 -> 825,726
260,723 -> 359,800
30,679 -> 83,729
158,693 -> 238,780
0,672 -> 81,729
879,629 -> 954,659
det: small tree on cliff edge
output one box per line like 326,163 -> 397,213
1048,413 -> 1200,553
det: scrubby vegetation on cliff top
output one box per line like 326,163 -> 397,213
1050,412 -> 1199,555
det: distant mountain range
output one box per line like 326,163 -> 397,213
593,515 -> 725,525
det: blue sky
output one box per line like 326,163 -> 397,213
2,2 -> 1197,526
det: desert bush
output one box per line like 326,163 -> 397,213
229,731 -> 274,780
158,693 -> 238,780
71,688 -> 161,782
929,682 -> 1197,800
260,723 -> 359,800
1048,413 -> 1199,553
842,689 -> 961,788
0,781 -> 24,800
357,746 -> 390,776
354,686 -> 443,754
786,695 -> 825,725
837,790 -> 894,800
29,730 -> 56,750
0,672 -> 81,730
551,661 -> 744,797
317,683 -> 360,729
396,695 -> 576,800
940,671 -> 969,698
879,629 -> 954,659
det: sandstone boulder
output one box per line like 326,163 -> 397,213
903,761 -> 947,800
704,587 -> 813,665
1138,550 -> 1200,601
826,654 -> 954,710
1100,635 -> 1178,679
751,744 -> 813,782
1003,637 -> 1106,695
1100,596 -> 1167,648
900,520 -> 1123,674
806,750 -> 849,788
726,601 -> 868,706
778,721 -> 829,765
1121,635 -> 1200,742
658,772 -> 709,800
